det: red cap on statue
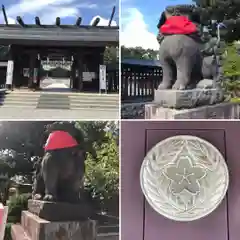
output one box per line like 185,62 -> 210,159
44,131 -> 78,151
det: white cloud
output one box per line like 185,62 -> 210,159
1,0 -> 98,24
7,17 -> 16,24
121,8 -> 159,50
40,7 -> 79,24
90,15 -> 117,26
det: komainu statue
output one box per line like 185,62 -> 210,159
32,122 -> 86,203
157,5 -> 220,90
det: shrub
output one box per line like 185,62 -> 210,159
4,223 -> 12,240
7,193 -> 31,223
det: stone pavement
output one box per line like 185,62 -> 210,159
0,108 -> 119,120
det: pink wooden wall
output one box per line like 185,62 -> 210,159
121,121 -> 240,240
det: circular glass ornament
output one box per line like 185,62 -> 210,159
140,135 -> 229,222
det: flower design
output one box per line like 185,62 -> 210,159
164,156 -> 206,195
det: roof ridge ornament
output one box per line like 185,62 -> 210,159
16,16 -> 25,27
108,6 -> 116,27
1,5 -> 8,25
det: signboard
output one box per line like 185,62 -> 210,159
0,204 -> 8,240
99,65 -> 107,92
82,72 -> 96,82
41,60 -> 72,71
23,68 -> 29,77
6,60 -> 14,85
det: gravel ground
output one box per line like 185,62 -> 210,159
0,108 -> 119,120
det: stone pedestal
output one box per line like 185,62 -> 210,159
153,88 -> 224,109
11,200 -> 97,240
144,88 -> 239,119
28,200 -> 92,221
145,101 -> 239,119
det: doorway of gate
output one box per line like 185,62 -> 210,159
40,58 -> 72,92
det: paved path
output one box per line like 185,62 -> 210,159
0,108 -> 119,120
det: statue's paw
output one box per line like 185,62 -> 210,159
172,82 -> 186,90
158,83 -> 171,90
43,194 -> 56,202
33,194 -> 42,200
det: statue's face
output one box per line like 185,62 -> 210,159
71,148 -> 86,162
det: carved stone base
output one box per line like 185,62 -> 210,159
145,102 -> 239,119
154,88 -> 224,109
11,211 -> 97,240
28,200 -> 93,222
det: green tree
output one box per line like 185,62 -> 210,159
84,130 -> 119,215
223,43 -> 240,77
222,43 -> 240,97
104,46 -> 119,64
193,0 -> 240,42
121,46 -> 158,60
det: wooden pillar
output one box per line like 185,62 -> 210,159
77,53 -> 84,92
71,57 -> 77,90
35,55 -> 41,89
28,52 -> 38,89
70,58 -> 75,90
28,52 -> 34,89
5,46 -> 14,90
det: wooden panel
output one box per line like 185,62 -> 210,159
121,121 -> 240,240
144,128 -> 227,240
224,121 -> 240,240
121,122 -> 146,240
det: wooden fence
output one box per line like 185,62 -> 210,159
121,61 -> 162,102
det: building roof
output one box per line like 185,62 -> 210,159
0,25 -> 119,46
0,4 -> 119,47
121,58 -> 161,67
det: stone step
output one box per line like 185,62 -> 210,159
0,97 -> 40,102
70,99 -> 119,104
70,103 -> 118,109
9,91 -> 118,97
11,224 -> 31,240
0,105 -> 35,109
0,100 -> 37,105
1,97 -> 39,102
37,105 -> 70,109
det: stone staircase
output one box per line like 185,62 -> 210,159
0,91 -> 119,111
0,91 -> 40,109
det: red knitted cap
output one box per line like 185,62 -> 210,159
44,130 -> 78,151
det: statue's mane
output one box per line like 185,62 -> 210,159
157,4 -> 201,29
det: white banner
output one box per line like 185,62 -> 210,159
99,65 -> 107,91
0,204 -> 8,240
82,72 -> 96,82
6,60 -> 14,85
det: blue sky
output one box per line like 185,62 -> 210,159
0,0 -> 119,26
121,0 -> 194,49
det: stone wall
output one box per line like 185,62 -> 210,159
121,102 -> 149,119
